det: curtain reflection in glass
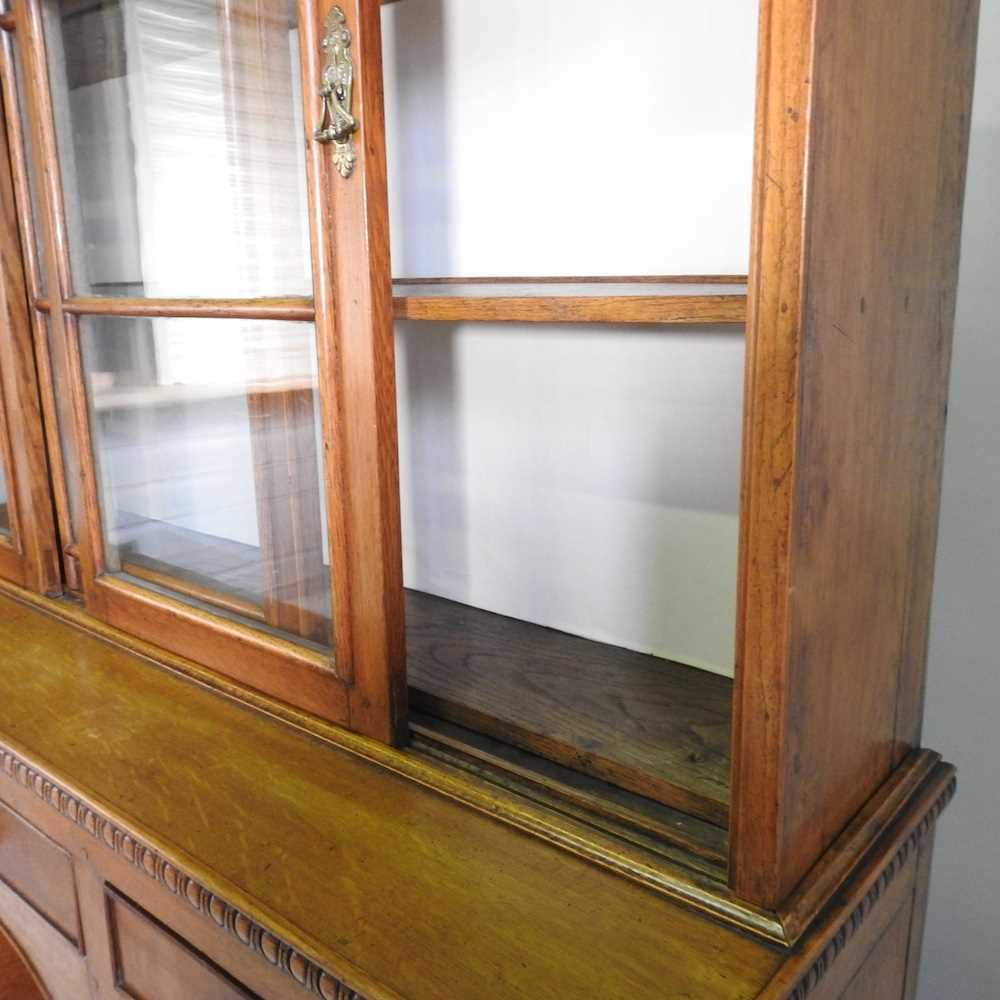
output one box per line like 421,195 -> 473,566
46,0 -> 310,298
81,315 -> 331,649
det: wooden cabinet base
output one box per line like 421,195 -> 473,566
0,591 -> 953,999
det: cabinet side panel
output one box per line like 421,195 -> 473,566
781,0 -> 978,900
832,902 -> 912,1000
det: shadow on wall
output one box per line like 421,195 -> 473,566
920,113 -> 1000,1000
383,0 -> 471,600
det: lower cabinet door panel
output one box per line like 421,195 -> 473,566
106,888 -> 259,1000
836,904 -> 913,1000
0,800 -> 82,947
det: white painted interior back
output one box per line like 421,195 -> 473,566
383,1 -> 758,675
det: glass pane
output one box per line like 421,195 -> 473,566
81,315 -> 331,649
381,0 -> 758,278
41,313 -> 83,542
45,0 -> 311,298
0,460 -> 10,536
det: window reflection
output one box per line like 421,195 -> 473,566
81,315 -> 331,648
47,0 -> 310,298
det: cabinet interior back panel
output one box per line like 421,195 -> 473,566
396,323 -> 745,678
381,0 -> 760,278
387,2 -> 755,678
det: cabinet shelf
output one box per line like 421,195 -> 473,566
36,277 -> 747,328
392,276 -> 748,325
410,712 -> 729,872
405,589 -> 732,826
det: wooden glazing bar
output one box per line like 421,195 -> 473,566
59,296 -> 316,321
121,560 -> 266,625
0,13 -> 15,33
0,72 -> 60,592
0,28 -> 75,585
16,0 -> 105,604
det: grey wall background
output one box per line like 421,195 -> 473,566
918,2 -> 1000,997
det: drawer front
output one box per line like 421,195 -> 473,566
106,888 -> 258,1000
0,799 -> 81,947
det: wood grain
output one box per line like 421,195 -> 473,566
299,0 -> 406,741
248,384 -> 331,646
106,889 -> 258,1000
406,589 -> 731,826
393,275 -> 749,285
0,800 -> 81,948
11,0 -> 363,720
889,0 -> 981,766
0,879 -> 88,1000
0,30 -> 75,591
758,761 -> 954,998
15,0 -> 106,604
43,283 -> 747,326
729,0 -> 815,908
97,574 -> 350,725
0,919 -> 47,1000
0,81 -> 60,594
0,590 -> 782,999
121,560 -> 266,625
394,292 -> 747,325
731,0 -> 979,906
901,830 -> 936,1000
777,750 -> 940,943
834,908 -> 912,1000
61,296 -> 315,320
410,712 -> 729,870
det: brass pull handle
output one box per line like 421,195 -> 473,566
313,6 -> 358,178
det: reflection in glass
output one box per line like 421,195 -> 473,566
46,0 -> 311,298
0,460 -> 9,537
81,316 -> 331,649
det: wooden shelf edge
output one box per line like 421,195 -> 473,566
392,274 -> 750,285
393,294 -> 748,325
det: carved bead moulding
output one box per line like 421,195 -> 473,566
0,739 -> 956,1000
787,774 -> 956,1000
0,744 -> 365,1000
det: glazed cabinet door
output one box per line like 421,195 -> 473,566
2,0 -> 405,742
0,39 -> 60,596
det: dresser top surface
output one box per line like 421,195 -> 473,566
0,591 -> 780,1000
